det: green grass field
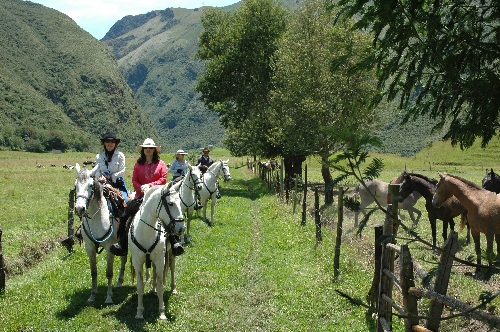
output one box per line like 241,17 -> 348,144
0,144 -> 499,331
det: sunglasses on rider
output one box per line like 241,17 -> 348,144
143,147 -> 155,150
105,139 -> 116,143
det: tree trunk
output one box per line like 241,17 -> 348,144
321,163 -> 334,204
283,155 -> 306,187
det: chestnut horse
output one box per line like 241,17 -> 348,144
398,172 -> 469,247
432,172 -> 500,275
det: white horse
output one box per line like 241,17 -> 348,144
353,178 -> 422,227
74,163 -> 126,304
129,182 -> 185,320
177,164 -> 203,244
199,159 -> 231,227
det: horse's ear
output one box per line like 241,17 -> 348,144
438,172 -> 444,179
75,163 -> 81,173
166,182 -> 172,190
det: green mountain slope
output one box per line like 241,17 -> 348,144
0,0 -> 159,152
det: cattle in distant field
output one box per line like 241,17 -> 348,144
63,164 -> 74,170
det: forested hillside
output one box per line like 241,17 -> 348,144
0,0 -> 158,152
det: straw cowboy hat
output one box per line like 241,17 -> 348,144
100,132 -> 120,144
137,138 -> 161,153
175,149 -> 188,156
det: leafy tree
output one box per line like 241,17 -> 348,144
270,0 -> 380,200
335,0 -> 500,148
196,0 -> 289,157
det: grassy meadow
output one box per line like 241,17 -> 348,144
0,142 -> 499,331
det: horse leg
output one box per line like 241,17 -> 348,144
485,233 -> 495,267
104,251 -> 115,304
155,258 -> 167,320
471,230 -> 482,276
496,234 -> 500,264
168,250 -> 177,294
429,217 -> 437,248
86,246 -> 98,303
208,197 -> 216,227
133,258 -> 145,319
115,255 -> 126,287
185,209 -> 193,244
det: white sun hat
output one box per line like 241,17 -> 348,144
175,149 -> 188,156
137,138 -> 161,153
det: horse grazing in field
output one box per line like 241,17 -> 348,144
199,159 -> 231,227
432,172 -> 500,276
74,163 -> 126,304
482,168 -> 500,193
178,164 -> 203,244
398,172 -> 469,247
129,182 -> 185,320
353,176 -> 422,227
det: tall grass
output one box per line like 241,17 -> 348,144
0,145 -> 498,331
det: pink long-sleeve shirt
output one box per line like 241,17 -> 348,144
132,160 -> 167,198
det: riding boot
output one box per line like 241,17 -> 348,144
215,181 -> 221,199
110,215 -> 129,256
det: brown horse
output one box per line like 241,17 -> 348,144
432,172 -> 500,275
398,172 -> 469,248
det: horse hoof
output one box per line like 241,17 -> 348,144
208,222 -> 214,227
87,295 -> 96,303
135,314 -> 144,320
171,288 -> 177,295
159,312 -> 167,320
105,297 -> 113,304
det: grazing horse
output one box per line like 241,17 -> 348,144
199,159 -> 231,227
432,172 -> 500,275
398,172 -> 468,247
178,164 -> 203,244
353,177 -> 422,227
129,182 -> 185,320
482,168 -> 500,193
74,163 -> 126,304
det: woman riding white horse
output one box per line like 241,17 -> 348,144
198,159 -> 231,227
128,181 -> 185,320
74,163 -> 127,304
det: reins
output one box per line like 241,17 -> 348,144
179,169 -> 202,208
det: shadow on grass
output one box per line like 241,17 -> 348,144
57,283 -> 178,330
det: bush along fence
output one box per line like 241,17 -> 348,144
252,165 -> 500,331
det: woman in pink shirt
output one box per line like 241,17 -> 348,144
110,138 -> 166,256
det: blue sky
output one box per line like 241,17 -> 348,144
31,0 -> 240,40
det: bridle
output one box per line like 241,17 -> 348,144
76,174 -> 114,245
179,168 -> 202,208
132,186 -> 185,255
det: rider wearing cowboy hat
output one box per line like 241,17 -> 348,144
168,149 -> 188,182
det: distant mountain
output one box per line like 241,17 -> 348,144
0,0 -> 159,152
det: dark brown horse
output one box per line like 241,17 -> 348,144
398,172 -> 469,248
432,172 -> 500,275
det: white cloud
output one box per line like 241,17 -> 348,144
31,0 -> 239,39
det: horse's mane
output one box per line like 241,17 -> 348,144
408,172 -> 438,185
447,173 -> 482,190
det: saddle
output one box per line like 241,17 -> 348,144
103,184 -> 126,218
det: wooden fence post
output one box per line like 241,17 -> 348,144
315,189 -> 322,242
400,244 -> 419,331
280,158 -> 284,198
367,225 -> 384,308
426,231 -> 459,331
333,186 -> 344,279
301,164 -> 307,226
378,206 -> 394,331
0,227 -> 5,293
292,175 -> 298,214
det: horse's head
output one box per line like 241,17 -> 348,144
74,163 -> 100,217
221,159 -> 231,182
432,172 -> 452,207
159,183 -> 186,236
398,173 -> 414,202
482,168 -> 500,193
186,164 -> 203,192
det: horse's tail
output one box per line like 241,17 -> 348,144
460,210 -> 468,231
